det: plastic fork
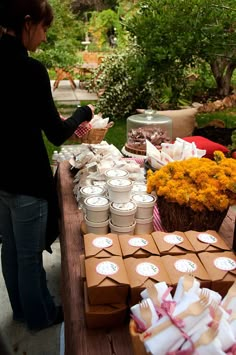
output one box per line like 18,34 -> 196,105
141,290 -> 209,340
139,299 -> 152,329
147,284 -> 160,307
193,326 -> 218,349
174,290 -> 209,320
211,300 -> 222,323
182,274 -> 195,293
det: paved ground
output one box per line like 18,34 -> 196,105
51,80 -> 98,104
0,240 -> 62,355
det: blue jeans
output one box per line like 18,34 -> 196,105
0,190 -> 57,330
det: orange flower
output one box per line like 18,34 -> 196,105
147,152 -> 236,212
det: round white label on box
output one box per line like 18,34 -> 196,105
92,237 -> 113,249
174,259 -> 197,273
197,233 -> 218,244
164,234 -> 184,245
214,257 -> 236,271
136,262 -> 159,276
128,237 -> 148,247
96,261 -> 119,275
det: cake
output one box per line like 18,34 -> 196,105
125,126 -> 171,156
124,113 -> 172,156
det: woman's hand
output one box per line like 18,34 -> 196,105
87,104 -> 95,117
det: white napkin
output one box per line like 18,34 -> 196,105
143,293 -> 212,355
229,317 -> 236,338
221,295 -> 236,313
130,297 -> 159,330
172,140 -> 185,160
181,325 -> 225,355
199,288 -> 222,305
146,137 -> 207,170
217,317 -> 236,351
175,137 -> 206,158
141,281 -> 173,305
173,276 -> 200,303
90,115 -> 109,128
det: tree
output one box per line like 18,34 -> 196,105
127,0 -> 236,97
72,0 -> 118,13
32,0 -> 84,69
87,9 -> 123,50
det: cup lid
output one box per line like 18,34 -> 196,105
132,183 -> 147,193
132,193 -> 156,205
107,178 -> 132,188
105,169 -> 129,179
85,196 -> 109,207
80,186 -> 104,196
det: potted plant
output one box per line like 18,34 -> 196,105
146,151 -> 236,232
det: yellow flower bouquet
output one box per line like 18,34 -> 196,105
147,151 -> 236,232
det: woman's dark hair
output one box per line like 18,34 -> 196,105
0,0 -> 53,35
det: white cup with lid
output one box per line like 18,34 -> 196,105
107,178 -> 133,203
131,182 -> 147,195
109,219 -> 136,235
110,201 -> 137,227
104,168 -> 129,180
132,193 -> 157,219
79,185 -> 106,208
134,216 -> 154,234
84,196 -> 110,223
84,215 -> 109,235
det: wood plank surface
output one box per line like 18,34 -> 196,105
57,161 -> 133,355
57,160 -> 236,355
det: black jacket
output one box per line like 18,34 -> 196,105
0,34 -> 92,252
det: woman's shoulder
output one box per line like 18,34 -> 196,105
27,56 -> 48,76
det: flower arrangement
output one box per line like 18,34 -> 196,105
147,151 -> 236,212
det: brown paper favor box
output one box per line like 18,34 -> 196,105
84,233 -> 122,258
119,234 -> 160,258
198,251 -> 236,297
184,230 -> 231,253
161,254 -> 211,293
124,256 -> 171,306
85,256 -> 130,305
152,231 -> 195,256
83,282 -> 128,329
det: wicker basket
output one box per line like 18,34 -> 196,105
80,121 -> 114,144
67,121 -> 114,144
157,196 -> 229,232
129,320 -> 147,355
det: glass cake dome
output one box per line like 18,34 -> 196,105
125,110 -> 172,156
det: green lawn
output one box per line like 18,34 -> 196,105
44,103 -> 236,163
196,107 -> 236,128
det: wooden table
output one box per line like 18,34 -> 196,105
57,161 -> 134,355
57,160 -> 236,355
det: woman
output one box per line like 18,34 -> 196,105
0,0 -> 94,331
